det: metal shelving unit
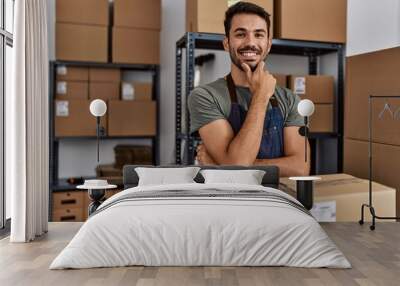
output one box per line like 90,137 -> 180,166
175,32 -> 345,173
49,60 -> 160,211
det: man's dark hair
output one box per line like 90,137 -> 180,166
224,1 -> 271,37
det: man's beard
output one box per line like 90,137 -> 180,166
229,46 -> 266,72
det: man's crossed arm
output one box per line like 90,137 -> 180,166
197,119 -> 310,177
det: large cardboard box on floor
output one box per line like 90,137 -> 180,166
344,138 -> 400,217
345,46 -> 400,145
114,0 -> 161,30
89,82 -> 120,101
56,23 -> 108,62
56,0 -> 109,26
309,104 -> 333,132
274,0 -> 346,43
280,174 -> 396,222
55,81 -> 88,100
108,100 -> 156,136
186,0 -> 273,34
56,67 -> 88,82
54,99 -> 107,137
289,75 -> 334,103
112,28 -> 160,64
89,68 -> 121,83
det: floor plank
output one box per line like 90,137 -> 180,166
0,222 -> 399,286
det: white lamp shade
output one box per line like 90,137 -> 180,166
89,99 -> 107,117
297,99 -> 315,117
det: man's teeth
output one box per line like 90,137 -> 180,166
241,52 -> 257,57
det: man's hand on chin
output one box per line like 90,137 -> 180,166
196,144 -> 217,165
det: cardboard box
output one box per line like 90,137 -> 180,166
55,81 -> 88,100
289,75 -> 334,103
89,82 -> 120,101
280,174 -> 396,222
121,82 -> 153,101
89,68 -> 121,83
309,104 -> 333,132
345,46 -> 400,144
56,23 -> 108,62
344,138 -> 400,217
274,0 -> 346,43
112,27 -> 160,65
272,74 -> 287,88
56,66 -> 88,82
114,145 -> 153,168
56,0 -> 109,25
186,0 -> 273,35
108,100 -> 156,136
114,0 -> 161,30
54,99 -> 107,137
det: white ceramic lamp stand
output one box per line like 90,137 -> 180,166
290,99 -> 320,210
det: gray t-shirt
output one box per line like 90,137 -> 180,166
188,78 -> 304,134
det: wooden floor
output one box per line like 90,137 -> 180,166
1,222 -> 399,286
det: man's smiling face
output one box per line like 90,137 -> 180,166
224,13 -> 271,72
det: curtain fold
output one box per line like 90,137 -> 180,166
10,0 -> 49,242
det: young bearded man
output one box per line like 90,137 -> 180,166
187,1 -> 310,177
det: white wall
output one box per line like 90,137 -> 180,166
159,0 -> 186,164
347,0 -> 400,56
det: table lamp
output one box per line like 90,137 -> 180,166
290,99 -> 320,210
297,99 -> 315,162
89,99 -> 107,163
77,99 -> 116,216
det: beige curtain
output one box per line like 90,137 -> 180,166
9,0 -> 49,242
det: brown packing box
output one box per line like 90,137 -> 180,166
55,81 -> 88,100
56,23 -> 108,62
56,67 -> 88,81
186,0 -> 273,35
89,82 -> 120,101
114,0 -> 161,30
280,174 -> 396,222
56,0 -> 109,25
345,46 -> 400,145
309,104 -> 333,132
274,0 -> 346,43
54,99 -> 107,137
112,27 -> 160,65
288,75 -> 334,103
108,100 -> 156,136
272,74 -> 287,88
122,82 -> 153,101
89,68 -> 121,83
344,138 -> 400,217
96,164 -> 123,177
114,145 -> 153,168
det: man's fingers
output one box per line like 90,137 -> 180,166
241,63 -> 252,81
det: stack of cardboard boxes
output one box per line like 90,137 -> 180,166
54,0 -> 159,137
56,0 -> 109,62
55,66 -> 157,137
289,75 -> 335,132
344,46 -> 400,216
273,74 -> 335,132
186,0 -> 346,43
55,66 -> 107,136
113,0 -> 161,64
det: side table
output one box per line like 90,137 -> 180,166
77,180 -> 117,216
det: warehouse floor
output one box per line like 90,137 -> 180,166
1,222 -> 399,286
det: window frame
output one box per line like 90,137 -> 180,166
0,0 -> 14,231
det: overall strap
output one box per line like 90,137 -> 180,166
226,73 -> 238,103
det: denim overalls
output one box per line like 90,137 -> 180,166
226,74 -> 284,159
